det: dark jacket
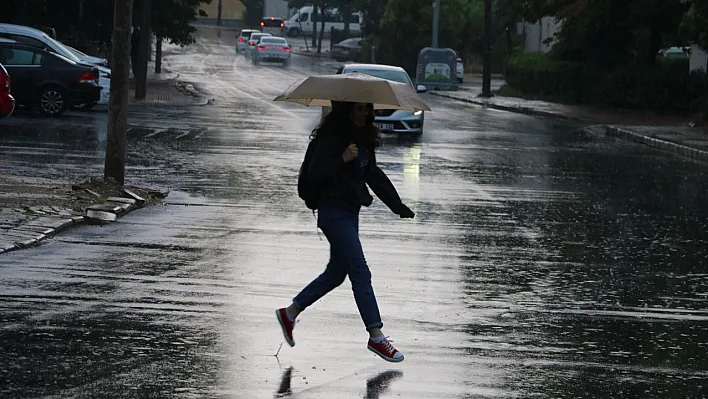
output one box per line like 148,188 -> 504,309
307,126 -> 407,215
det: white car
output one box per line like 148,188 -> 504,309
252,36 -> 291,66
456,55 -> 463,83
244,32 -> 272,59
337,63 -> 427,135
237,29 -> 260,54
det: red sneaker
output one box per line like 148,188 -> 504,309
276,308 -> 295,347
367,337 -> 404,362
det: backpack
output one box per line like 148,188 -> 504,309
298,138 -> 321,210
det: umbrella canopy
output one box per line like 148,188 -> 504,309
274,72 -> 431,112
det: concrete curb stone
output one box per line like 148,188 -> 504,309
604,126 -> 708,163
0,189 -> 158,256
433,91 -> 707,163
428,91 -> 582,121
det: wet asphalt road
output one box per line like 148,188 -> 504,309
2,28 -> 708,398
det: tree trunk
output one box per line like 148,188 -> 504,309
155,36 -> 162,73
217,0 -> 223,26
311,6 -> 318,48
105,0 -> 134,185
78,0 -> 85,49
135,0 -> 151,99
317,11 -> 325,53
343,10 -> 351,35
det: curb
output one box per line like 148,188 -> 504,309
604,126 -> 708,163
429,91 -> 585,122
0,189 -> 153,256
431,91 -> 708,163
292,50 -> 330,58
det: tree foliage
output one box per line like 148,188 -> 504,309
150,0 -> 212,45
680,0 -> 708,49
378,0 -> 494,73
513,0 -> 689,67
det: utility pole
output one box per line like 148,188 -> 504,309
480,0 -> 493,98
105,0 -> 134,185
217,0 -> 223,26
432,0 -> 440,47
135,0 -> 151,99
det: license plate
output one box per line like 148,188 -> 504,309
376,123 -> 394,131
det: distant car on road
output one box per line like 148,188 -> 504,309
0,42 -> 100,117
252,36 -> 291,66
336,63 -> 427,135
456,54 -> 464,83
260,17 -> 285,37
237,29 -> 260,54
245,32 -> 272,59
0,62 -> 15,118
331,38 -> 363,62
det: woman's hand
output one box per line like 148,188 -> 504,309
342,143 -> 359,163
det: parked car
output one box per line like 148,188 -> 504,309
336,63 -> 427,135
456,53 -> 464,83
260,17 -> 285,37
245,33 -> 272,58
0,23 -> 110,109
252,36 -> 291,66
331,38 -> 363,62
237,29 -> 260,54
65,43 -> 110,107
0,23 -> 108,67
0,42 -> 100,116
0,62 -> 15,118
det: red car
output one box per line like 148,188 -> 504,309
0,62 -> 14,118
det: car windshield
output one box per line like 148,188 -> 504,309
261,38 -> 286,45
345,69 -> 412,86
45,36 -> 82,63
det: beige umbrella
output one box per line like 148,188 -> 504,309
274,72 -> 431,112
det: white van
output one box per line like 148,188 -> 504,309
284,6 -> 363,37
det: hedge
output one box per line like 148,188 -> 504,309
504,53 -> 708,115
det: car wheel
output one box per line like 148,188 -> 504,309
38,86 -> 68,117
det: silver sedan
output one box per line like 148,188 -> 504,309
252,36 -> 291,66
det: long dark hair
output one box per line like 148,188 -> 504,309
309,102 -> 382,150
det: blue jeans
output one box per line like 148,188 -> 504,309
293,206 -> 383,330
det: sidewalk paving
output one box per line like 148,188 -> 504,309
430,86 -> 708,162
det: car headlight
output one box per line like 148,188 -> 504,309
414,110 -> 423,116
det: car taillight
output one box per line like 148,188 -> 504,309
78,71 -> 96,83
257,45 -> 264,50
239,37 -> 244,42
0,73 -> 9,93
280,22 -> 284,27
277,46 -> 290,52
249,41 -> 254,45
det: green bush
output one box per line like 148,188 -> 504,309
504,53 -> 707,115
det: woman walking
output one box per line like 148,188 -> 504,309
276,101 -> 415,362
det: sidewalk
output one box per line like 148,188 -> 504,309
0,177 -> 162,255
125,69 -> 208,107
430,86 -> 708,162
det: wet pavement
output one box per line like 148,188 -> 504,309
2,27 -> 708,398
